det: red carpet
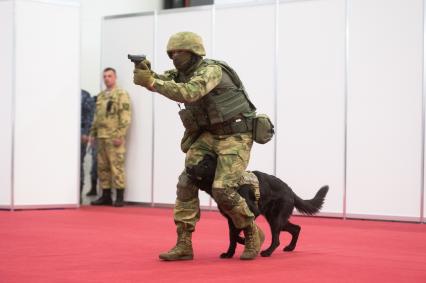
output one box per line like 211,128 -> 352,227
0,207 -> 425,283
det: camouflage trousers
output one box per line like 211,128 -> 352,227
97,138 -> 126,189
174,131 -> 255,232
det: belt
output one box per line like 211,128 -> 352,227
207,116 -> 253,135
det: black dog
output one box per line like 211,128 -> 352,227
186,154 -> 329,258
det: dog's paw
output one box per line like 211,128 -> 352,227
260,250 -> 272,257
220,252 -> 234,259
283,245 -> 295,252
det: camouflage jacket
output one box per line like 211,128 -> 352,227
152,60 -> 222,103
90,87 -> 131,139
81,90 -> 95,136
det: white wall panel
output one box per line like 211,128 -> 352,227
101,14 -> 155,203
215,3 -> 276,174
0,1 -> 14,207
154,8 -> 213,205
276,0 -> 346,215
13,1 -> 80,206
346,0 -> 423,220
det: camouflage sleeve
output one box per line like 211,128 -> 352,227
152,65 -> 222,103
114,91 -> 132,138
153,69 -> 177,81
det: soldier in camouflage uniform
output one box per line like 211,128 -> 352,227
133,32 -> 264,260
89,67 -> 132,207
81,89 -> 95,194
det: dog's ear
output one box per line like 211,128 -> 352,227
206,154 -> 216,162
185,155 -> 218,185
186,165 -> 204,182
203,154 -> 218,168
186,166 -> 195,178
205,154 -> 214,160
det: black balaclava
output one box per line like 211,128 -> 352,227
173,52 -> 201,73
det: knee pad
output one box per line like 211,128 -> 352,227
212,187 -> 254,229
176,172 -> 199,202
212,187 -> 240,210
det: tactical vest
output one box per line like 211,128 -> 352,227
181,59 -> 256,128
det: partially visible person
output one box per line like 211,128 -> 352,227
86,95 -> 98,197
80,89 -> 95,196
89,68 -> 132,207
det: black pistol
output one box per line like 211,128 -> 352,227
127,54 -> 146,64
128,54 -> 150,69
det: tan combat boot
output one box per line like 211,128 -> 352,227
159,230 -> 194,261
240,222 -> 265,260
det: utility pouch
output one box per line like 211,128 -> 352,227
178,109 -> 200,132
181,130 -> 202,153
253,114 -> 275,144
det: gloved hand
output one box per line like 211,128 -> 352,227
135,60 -> 151,70
133,67 -> 155,88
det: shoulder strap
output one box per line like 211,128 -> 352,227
203,59 -> 256,111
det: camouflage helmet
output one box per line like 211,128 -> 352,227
167,31 -> 206,58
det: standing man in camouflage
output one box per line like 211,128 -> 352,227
133,32 -> 264,260
89,67 -> 132,207
80,89 -> 95,195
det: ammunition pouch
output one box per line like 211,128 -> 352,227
179,109 -> 200,132
180,129 -> 202,153
253,114 -> 275,144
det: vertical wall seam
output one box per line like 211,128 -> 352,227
209,4 -> 216,210
11,0 -> 17,211
151,10 -> 158,207
420,0 -> 425,223
343,0 -> 350,220
273,0 -> 279,176
77,4 -> 81,207
99,18 -> 104,92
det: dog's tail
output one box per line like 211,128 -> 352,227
293,186 -> 329,215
